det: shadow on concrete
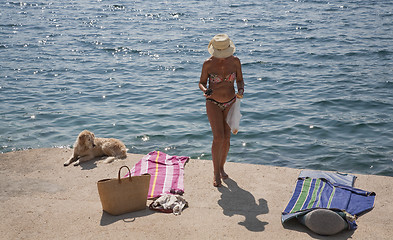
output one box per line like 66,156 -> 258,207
282,218 -> 355,239
77,156 -> 109,170
78,159 -> 98,170
100,208 -> 155,226
218,178 -> 269,232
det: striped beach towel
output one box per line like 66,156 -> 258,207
282,171 -> 376,230
125,151 -> 189,199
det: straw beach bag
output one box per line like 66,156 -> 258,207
97,166 -> 151,215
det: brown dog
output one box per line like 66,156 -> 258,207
64,130 -> 127,166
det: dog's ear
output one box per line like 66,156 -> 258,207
79,133 -> 89,142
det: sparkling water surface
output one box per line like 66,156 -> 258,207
1,0 -> 392,176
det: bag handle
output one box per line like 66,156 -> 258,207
118,165 -> 132,183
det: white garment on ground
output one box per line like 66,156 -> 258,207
152,194 -> 188,215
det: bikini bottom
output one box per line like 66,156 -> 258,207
206,96 -> 236,111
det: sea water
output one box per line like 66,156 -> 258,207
1,0 -> 392,176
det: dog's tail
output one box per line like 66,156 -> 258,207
103,156 -> 116,164
103,152 -> 127,164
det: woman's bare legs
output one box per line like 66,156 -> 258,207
206,100 -> 232,186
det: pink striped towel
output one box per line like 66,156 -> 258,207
124,151 -> 189,199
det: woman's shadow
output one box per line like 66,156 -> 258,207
218,178 -> 269,232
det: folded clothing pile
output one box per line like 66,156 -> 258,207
150,194 -> 188,216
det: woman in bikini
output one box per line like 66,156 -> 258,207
199,34 -> 244,187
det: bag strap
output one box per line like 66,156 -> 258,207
118,165 -> 132,183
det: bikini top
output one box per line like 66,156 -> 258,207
209,72 -> 236,84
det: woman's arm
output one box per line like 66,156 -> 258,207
235,57 -> 244,98
199,60 -> 210,96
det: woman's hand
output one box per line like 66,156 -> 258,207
204,88 -> 213,98
236,88 -> 244,99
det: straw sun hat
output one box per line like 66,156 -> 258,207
208,34 -> 236,58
